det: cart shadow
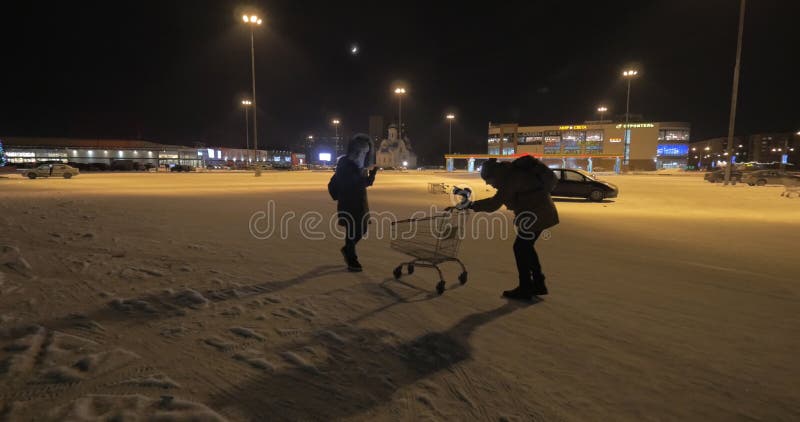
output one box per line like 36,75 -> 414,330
208,299 -> 538,420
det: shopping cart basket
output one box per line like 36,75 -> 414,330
427,182 -> 450,194
390,212 -> 468,295
781,176 -> 800,198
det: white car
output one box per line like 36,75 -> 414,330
18,164 -> 80,179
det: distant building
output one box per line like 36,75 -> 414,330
688,136 -> 744,169
746,132 -> 798,163
691,132 -> 798,169
376,124 -> 417,169
481,121 -> 690,171
0,137 -> 271,169
304,136 -> 339,166
369,115 -> 384,144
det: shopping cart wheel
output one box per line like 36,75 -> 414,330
436,280 -> 446,295
393,266 -> 402,279
407,263 -> 415,275
458,271 -> 468,285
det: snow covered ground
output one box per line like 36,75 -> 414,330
1,171 -> 798,421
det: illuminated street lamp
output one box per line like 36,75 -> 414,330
446,113 -> 455,154
597,106 -> 608,122
622,69 -> 638,164
241,99 -> 252,160
394,87 -> 406,139
332,119 -> 341,155
242,13 -> 263,161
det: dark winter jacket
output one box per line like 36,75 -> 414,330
335,157 -> 378,230
470,156 -> 559,231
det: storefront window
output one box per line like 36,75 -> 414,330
488,147 -> 500,155
657,144 -> 689,156
561,130 -> 583,153
517,132 -> 543,145
586,130 -> 603,142
543,136 -> 560,154
658,129 -> 690,141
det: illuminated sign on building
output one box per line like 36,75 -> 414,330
6,152 -> 35,157
615,123 -> 655,129
608,138 -> 623,143
657,144 -> 689,156
558,125 -> 588,130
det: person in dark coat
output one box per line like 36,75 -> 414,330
468,156 -> 559,300
335,134 -> 378,272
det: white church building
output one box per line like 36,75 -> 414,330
376,124 -> 417,169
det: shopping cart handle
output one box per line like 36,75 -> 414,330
453,187 -> 472,210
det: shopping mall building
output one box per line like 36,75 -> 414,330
0,137 -> 276,169
445,121 -> 691,172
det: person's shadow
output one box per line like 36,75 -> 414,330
23,265 -> 347,334
208,299 -> 539,421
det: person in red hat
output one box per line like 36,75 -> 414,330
468,156 -> 559,300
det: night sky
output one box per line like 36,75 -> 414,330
1,0 -> 798,163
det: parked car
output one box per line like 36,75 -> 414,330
111,160 -> 135,171
18,164 -> 80,179
88,162 -> 110,171
741,170 -> 800,186
704,169 -> 744,183
169,165 -> 195,172
551,168 -> 618,201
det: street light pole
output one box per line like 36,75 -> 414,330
250,28 -> 258,161
597,106 -> 608,122
242,99 -> 252,161
332,119 -> 340,156
446,113 -> 455,154
242,14 -> 262,162
724,0 -> 746,185
394,87 -> 406,140
622,69 -> 638,165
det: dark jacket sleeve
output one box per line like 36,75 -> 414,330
365,167 -> 378,187
469,189 -> 508,212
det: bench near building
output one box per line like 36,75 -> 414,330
445,121 -> 690,173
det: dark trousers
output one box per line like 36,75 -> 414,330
513,231 -> 543,288
342,218 -> 364,260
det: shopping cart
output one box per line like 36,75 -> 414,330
781,176 -> 800,198
390,212 -> 468,295
427,182 -> 450,194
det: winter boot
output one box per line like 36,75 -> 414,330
341,247 -> 363,272
532,275 -> 548,296
502,285 -> 534,301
